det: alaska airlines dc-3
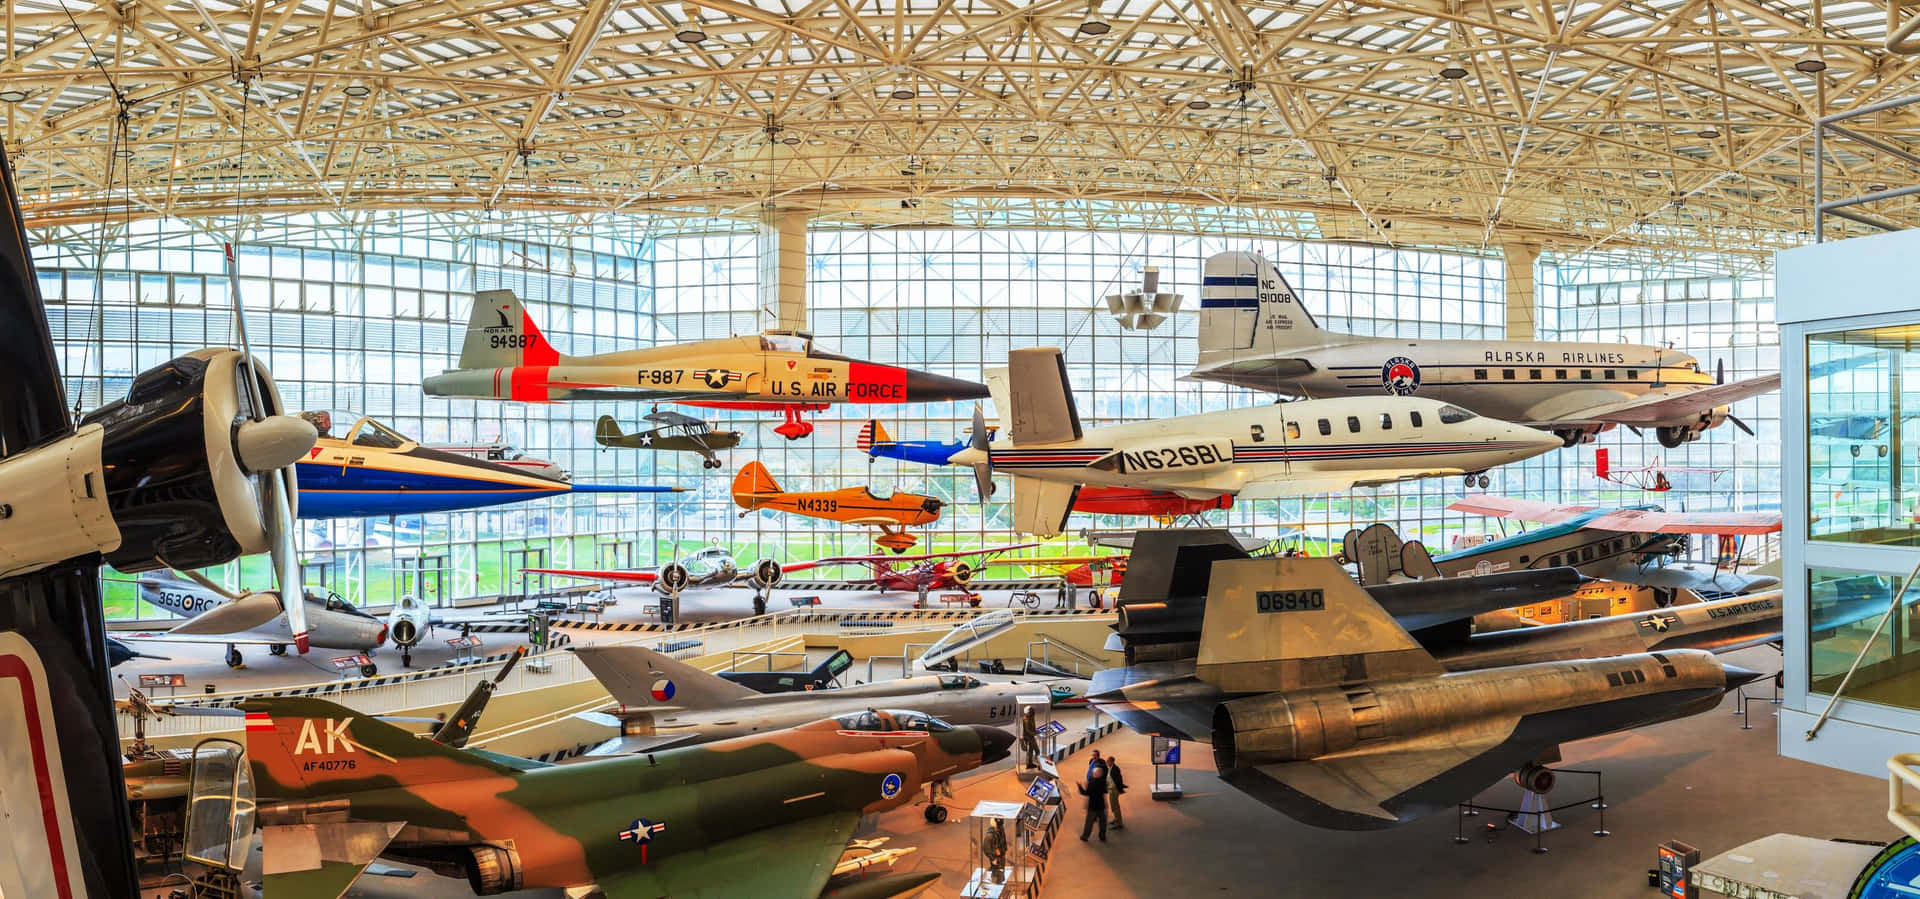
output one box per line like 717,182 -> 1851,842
423,290 -> 988,439
954,348 -> 1561,537
1186,251 -> 1779,449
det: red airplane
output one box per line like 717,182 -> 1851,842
1073,486 -> 1232,519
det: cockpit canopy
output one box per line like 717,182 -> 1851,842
306,411 -> 417,449
834,709 -> 954,733
1437,404 -> 1477,424
937,674 -> 984,690
760,333 -> 812,355
306,589 -> 375,620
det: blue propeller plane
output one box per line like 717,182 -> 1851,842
295,412 -> 681,518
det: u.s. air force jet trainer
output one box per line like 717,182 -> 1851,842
1187,251 -> 1779,449
954,347 -> 1560,536
573,643 -> 1059,754
422,290 -> 988,439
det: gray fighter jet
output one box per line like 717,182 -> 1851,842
574,644 -> 1065,754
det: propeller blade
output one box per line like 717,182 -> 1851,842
174,568 -> 249,604
1716,358 -> 1726,385
968,404 -> 996,499
1729,413 -> 1756,437
267,468 -> 309,653
1626,426 -> 1643,436
166,591 -> 284,635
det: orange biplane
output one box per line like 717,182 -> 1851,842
732,461 -> 944,553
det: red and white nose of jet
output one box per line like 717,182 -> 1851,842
846,361 -> 989,404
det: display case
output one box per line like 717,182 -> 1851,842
961,799 -> 1060,898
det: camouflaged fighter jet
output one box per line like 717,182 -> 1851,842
242,696 -> 1013,898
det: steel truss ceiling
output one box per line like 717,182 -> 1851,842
4,0 -> 1920,257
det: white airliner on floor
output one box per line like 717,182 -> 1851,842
954,348 -> 1561,536
1186,251 -> 1780,449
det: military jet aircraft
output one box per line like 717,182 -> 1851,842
1186,250 -> 1779,449
297,411 -> 678,518
245,695 -> 1011,898
1091,555 -> 1764,830
422,289 -> 989,439
596,411 -> 744,468
733,460 -> 945,552
574,643 -> 1061,754
122,574 -> 389,672
954,347 -> 1561,536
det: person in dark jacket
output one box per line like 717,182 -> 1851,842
1078,758 -> 1110,842
1106,757 -> 1126,829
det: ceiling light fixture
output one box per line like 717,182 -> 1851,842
782,134 -> 801,145
1186,98 -> 1210,110
1439,59 -> 1469,79
341,83 -> 370,98
891,83 -> 916,100
0,89 -> 25,103
1019,133 -> 1039,143
1077,5 -> 1111,36
673,3 -> 708,44
1794,50 -> 1827,73
1698,127 -> 1721,139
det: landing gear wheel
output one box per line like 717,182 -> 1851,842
360,663 -> 378,678
753,595 -> 768,616
892,547 -> 907,555
224,646 -> 243,669
269,644 -> 287,657
705,459 -> 722,469
1851,444 -> 1863,458
1556,429 -> 1583,448
1656,425 -> 1689,449
1463,474 -> 1474,487
925,804 -> 948,823
401,647 -> 413,668
1880,444 -> 1891,458
1477,474 -> 1490,488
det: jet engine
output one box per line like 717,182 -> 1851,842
1210,688 -> 1362,770
0,349 -> 315,578
460,845 -> 524,895
388,594 -> 430,665
1657,406 -> 1726,448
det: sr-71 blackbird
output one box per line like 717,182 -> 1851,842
423,289 -> 988,439
244,695 -> 1012,898
1187,250 -> 1778,449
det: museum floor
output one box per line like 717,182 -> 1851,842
142,644 -> 1893,899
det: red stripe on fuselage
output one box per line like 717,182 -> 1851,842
0,653 -> 77,899
846,362 -> 908,404
511,366 -> 551,402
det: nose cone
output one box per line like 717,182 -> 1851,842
1722,663 -> 1765,689
970,725 -> 1016,764
1508,423 -> 1563,457
904,368 -> 991,403
235,415 -> 319,473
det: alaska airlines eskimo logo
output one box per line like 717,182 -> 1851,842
694,369 -> 744,390
1382,357 -> 1422,396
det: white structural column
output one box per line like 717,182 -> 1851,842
758,207 -> 809,332
1502,243 -> 1540,340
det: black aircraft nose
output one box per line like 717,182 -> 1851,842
971,725 -> 1016,764
1722,664 -> 1766,689
904,369 -> 991,403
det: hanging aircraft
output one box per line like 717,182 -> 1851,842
295,411 -> 680,518
573,643 -> 1047,754
1091,554 -> 1764,830
1186,250 -> 1779,449
0,139 -> 320,896
733,461 -> 945,552
1592,448 -> 1728,491
533,541 -> 1043,614
595,410 -> 744,468
422,289 -> 989,439
1811,412 -> 1918,458
953,347 -> 1561,537
244,695 -> 1011,898
123,574 -> 389,672
859,419 -> 1235,520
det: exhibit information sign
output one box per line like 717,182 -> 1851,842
1659,840 -> 1700,899
1151,736 -> 1182,765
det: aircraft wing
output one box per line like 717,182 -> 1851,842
1225,714 -> 1526,830
117,632 -> 306,647
1541,373 -> 1780,427
1585,508 -> 1782,535
261,821 -> 405,899
841,515 -> 916,527
1238,470 -> 1466,500
807,542 -> 1047,567
593,810 -> 860,899
524,566 -> 659,584
1447,495 -> 1597,523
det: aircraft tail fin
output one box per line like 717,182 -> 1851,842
732,461 -> 783,509
1196,557 -> 1444,693
857,419 -> 891,454
573,644 -> 760,709
1011,476 -> 1080,537
1196,251 -> 1331,364
241,697 -> 516,803
456,289 -> 561,370
594,415 -> 627,446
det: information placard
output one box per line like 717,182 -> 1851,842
1151,735 -> 1182,766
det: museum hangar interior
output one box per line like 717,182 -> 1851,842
4,0 -> 1920,897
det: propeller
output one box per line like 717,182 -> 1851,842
227,242 -> 311,654
167,569 -> 285,635
954,561 -> 975,585
962,403 -> 996,499
1728,413 -> 1756,436
1716,358 -> 1725,385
